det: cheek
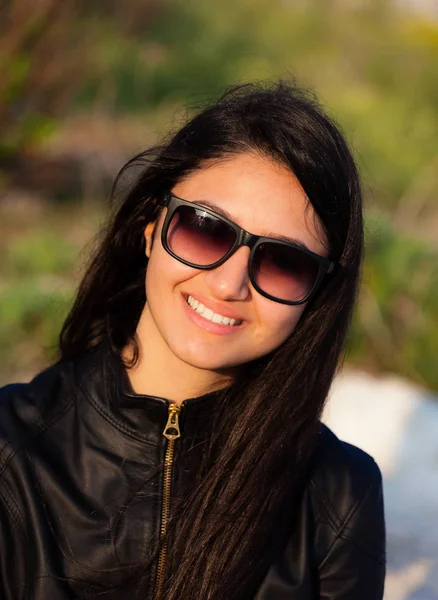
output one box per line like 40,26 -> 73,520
145,241 -> 197,297
256,299 -> 305,344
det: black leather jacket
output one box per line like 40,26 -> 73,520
0,342 -> 386,599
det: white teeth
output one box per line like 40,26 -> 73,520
186,295 -> 240,326
203,308 -> 214,321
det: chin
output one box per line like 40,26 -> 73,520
170,340 -> 244,372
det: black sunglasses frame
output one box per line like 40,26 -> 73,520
158,192 -> 335,305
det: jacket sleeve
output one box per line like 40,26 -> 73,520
0,490 -> 27,600
317,464 -> 386,600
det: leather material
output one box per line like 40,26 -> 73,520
0,342 -> 386,599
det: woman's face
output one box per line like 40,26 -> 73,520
142,152 -> 327,375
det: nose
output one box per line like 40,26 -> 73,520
203,246 -> 251,301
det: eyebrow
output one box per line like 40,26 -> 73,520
191,199 -> 314,253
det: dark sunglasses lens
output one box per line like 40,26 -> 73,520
253,242 -> 319,302
167,205 -> 237,266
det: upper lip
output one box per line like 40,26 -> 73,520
183,292 -> 246,321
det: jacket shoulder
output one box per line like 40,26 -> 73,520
311,423 -> 383,506
0,361 -> 75,465
308,423 -> 386,566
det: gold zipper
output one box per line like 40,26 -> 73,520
154,402 -> 182,600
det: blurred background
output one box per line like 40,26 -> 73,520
0,0 -> 437,597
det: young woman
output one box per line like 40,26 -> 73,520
0,81 -> 385,599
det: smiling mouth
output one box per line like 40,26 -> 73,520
185,295 -> 243,326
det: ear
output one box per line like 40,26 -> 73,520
144,221 -> 156,258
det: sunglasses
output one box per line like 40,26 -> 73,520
158,192 -> 335,305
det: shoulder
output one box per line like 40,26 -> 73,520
311,422 -> 383,500
0,360 -> 76,463
0,341 -> 114,462
307,423 -> 386,566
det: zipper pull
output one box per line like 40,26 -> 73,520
163,403 -> 181,440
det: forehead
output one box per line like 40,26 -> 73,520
172,152 -> 328,255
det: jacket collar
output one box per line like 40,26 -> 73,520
74,339 -> 223,446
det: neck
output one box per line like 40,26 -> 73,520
122,306 -> 234,406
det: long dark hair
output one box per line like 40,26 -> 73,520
60,81 -> 363,599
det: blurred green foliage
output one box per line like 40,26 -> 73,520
5,232 -> 77,277
1,0 -> 437,389
0,232 -> 74,381
348,212 -> 438,389
0,1 -> 89,161
0,205 -> 102,383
